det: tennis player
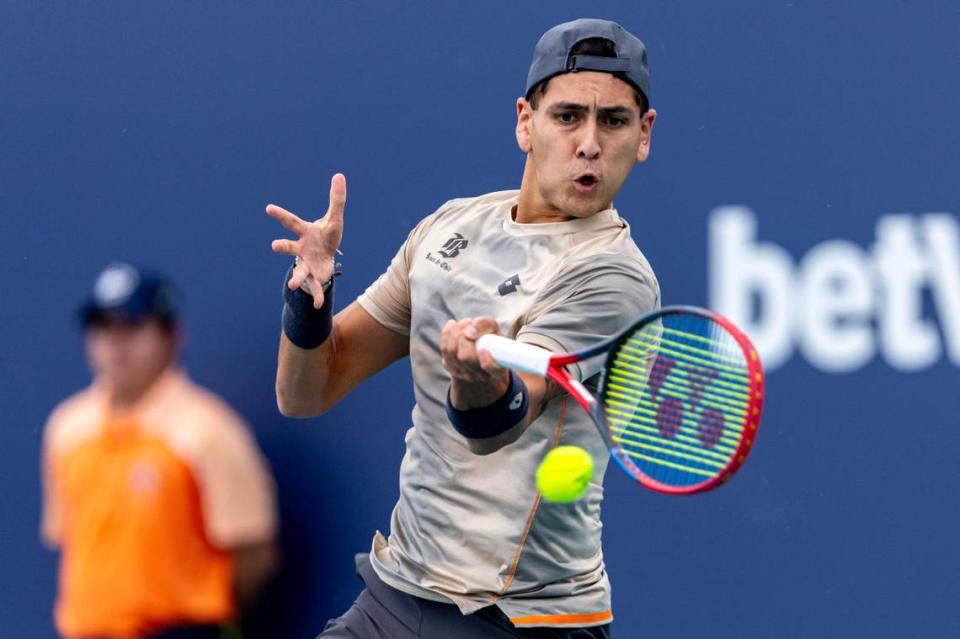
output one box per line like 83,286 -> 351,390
269,19 -> 659,638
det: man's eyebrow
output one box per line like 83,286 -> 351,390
598,106 -> 635,117
548,102 -> 589,112
547,102 -> 636,117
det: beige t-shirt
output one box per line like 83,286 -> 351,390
357,190 -> 659,628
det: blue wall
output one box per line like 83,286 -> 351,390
3,2 -> 959,637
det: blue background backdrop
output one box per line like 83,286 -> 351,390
3,1 -> 958,637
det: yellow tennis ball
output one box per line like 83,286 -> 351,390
536,446 -> 594,503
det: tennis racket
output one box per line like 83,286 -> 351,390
477,306 -> 764,494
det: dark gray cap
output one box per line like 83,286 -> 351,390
526,18 -> 650,104
78,262 -> 180,327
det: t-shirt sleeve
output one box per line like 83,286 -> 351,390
517,253 -> 660,381
356,214 -> 436,335
193,407 -> 278,549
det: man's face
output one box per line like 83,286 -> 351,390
516,71 -> 656,218
85,315 -> 176,400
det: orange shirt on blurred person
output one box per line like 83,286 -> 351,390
42,369 -> 277,639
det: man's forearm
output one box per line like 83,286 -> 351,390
275,301 -> 411,418
275,332 -> 337,417
448,372 -> 511,410
276,266 -> 338,416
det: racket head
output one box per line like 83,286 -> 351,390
596,306 -> 764,494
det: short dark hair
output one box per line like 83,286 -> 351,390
525,37 -> 649,114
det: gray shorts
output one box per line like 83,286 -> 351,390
317,554 -> 611,639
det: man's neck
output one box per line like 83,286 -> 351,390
104,366 -> 171,413
515,161 -> 571,224
514,159 -> 610,224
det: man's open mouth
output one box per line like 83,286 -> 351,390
574,173 -> 599,189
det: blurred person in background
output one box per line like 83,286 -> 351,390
40,263 -> 279,639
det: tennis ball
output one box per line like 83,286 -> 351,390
536,446 -> 594,504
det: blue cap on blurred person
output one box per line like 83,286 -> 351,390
526,18 -> 650,105
79,263 -> 180,327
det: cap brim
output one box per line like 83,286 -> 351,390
77,302 -> 158,327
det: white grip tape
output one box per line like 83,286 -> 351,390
476,334 -> 552,377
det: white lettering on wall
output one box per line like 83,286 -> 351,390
708,207 -> 793,369
874,216 -> 940,370
708,206 -> 960,372
798,241 -> 874,372
925,215 -> 960,364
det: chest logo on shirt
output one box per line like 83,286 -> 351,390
498,273 -> 521,296
437,233 -> 469,258
425,232 -> 469,272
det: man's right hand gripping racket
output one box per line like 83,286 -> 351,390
477,307 -> 764,494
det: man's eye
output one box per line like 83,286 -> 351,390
607,117 -> 626,127
556,112 -> 577,124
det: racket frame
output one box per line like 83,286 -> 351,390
489,306 -> 764,495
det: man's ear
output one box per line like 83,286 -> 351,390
516,98 -> 533,153
636,108 -> 657,163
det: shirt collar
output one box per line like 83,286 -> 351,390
500,195 -> 623,237
92,367 -> 187,425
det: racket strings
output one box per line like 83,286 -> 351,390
606,377 -> 748,418
604,404 -> 740,452
602,315 -> 753,488
616,340 -> 748,380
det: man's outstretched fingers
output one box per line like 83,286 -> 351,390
272,239 -> 299,256
266,204 -> 307,235
327,174 -> 347,223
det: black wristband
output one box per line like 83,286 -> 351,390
445,370 -> 530,439
281,265 -> 333,349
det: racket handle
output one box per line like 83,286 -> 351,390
476,334 -> 552,376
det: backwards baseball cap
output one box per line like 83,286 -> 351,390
78,262 -> 180,327
526,18 -> 650,105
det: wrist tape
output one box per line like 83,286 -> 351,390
445,370 -> 529,439
281,264 -> 333,349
